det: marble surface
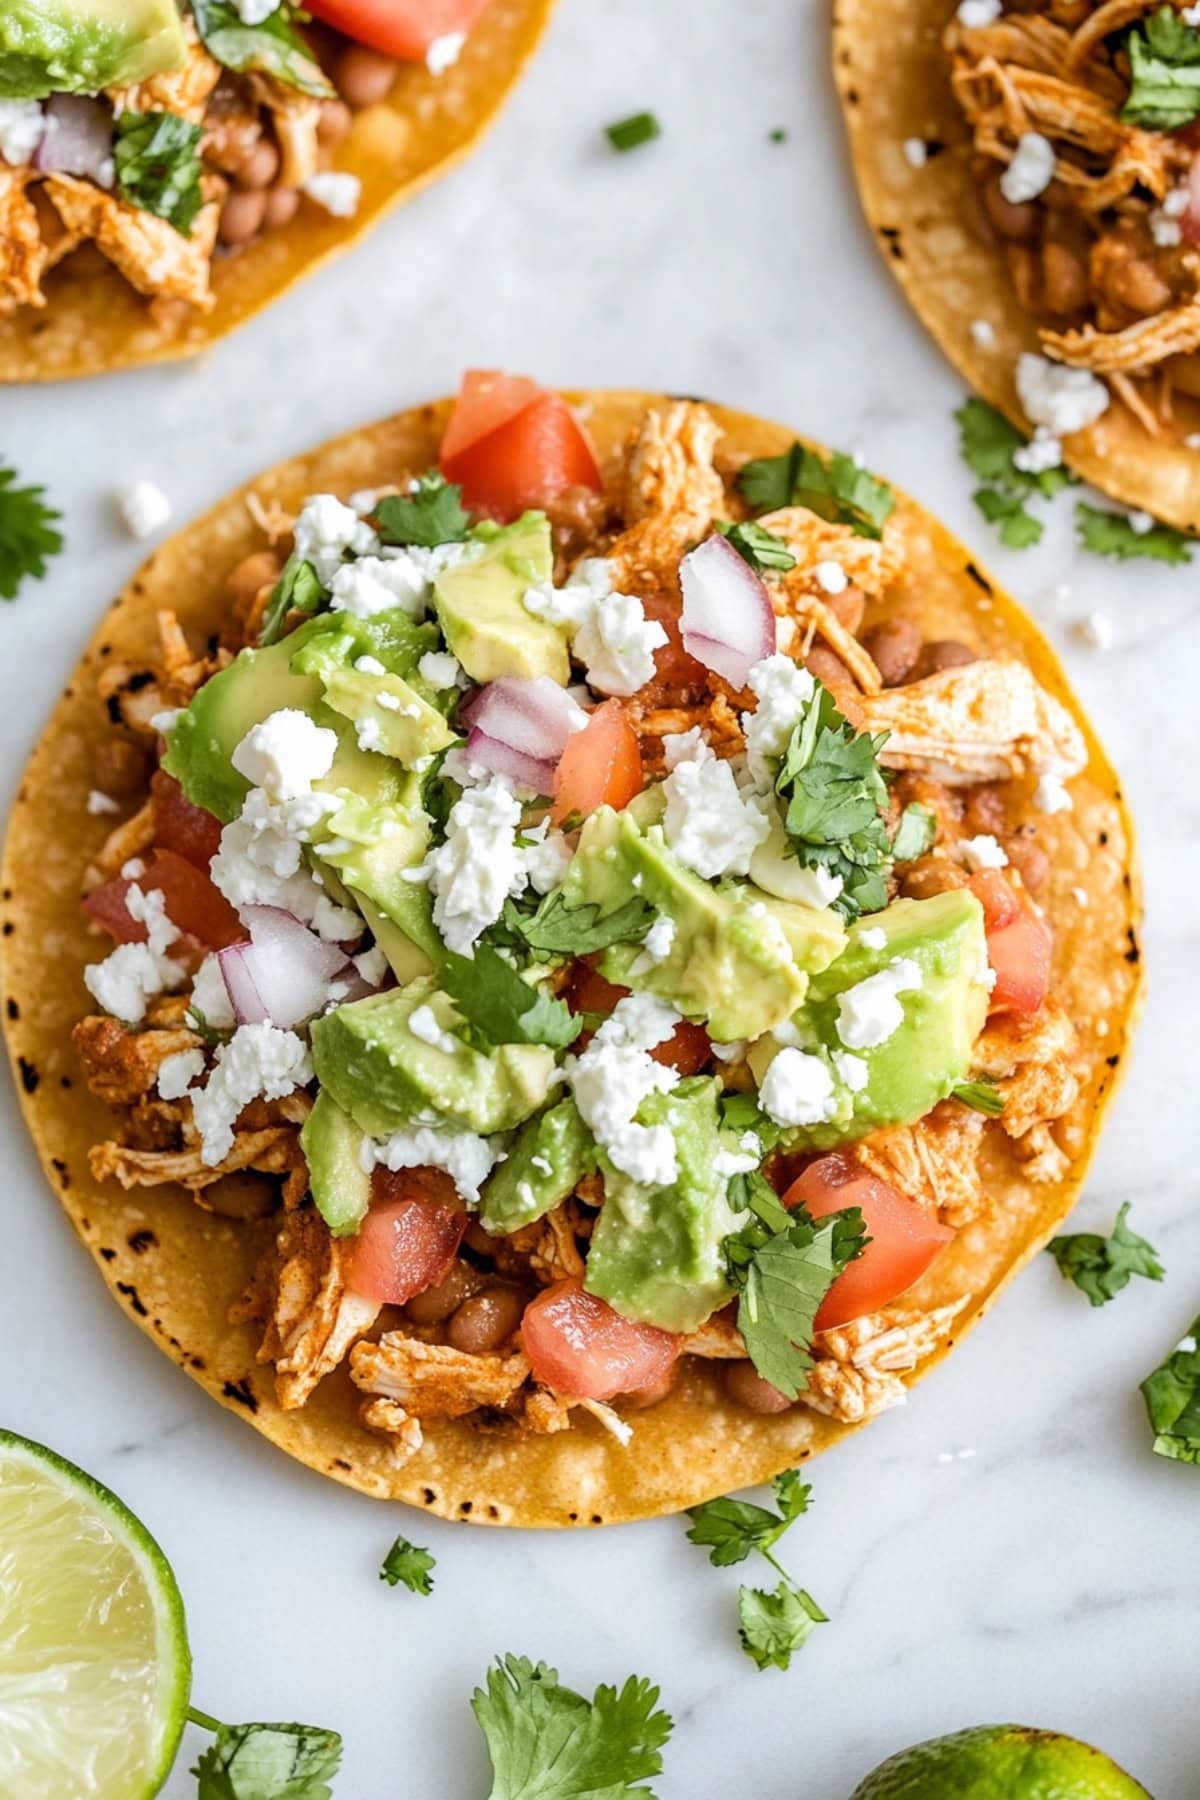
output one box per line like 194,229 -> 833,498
3,1 -> 1198,1793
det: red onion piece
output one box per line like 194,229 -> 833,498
465,728 -> 557,794
463,675 -> 587,791
35,96 -> 114,185
218,906 -> 350,1028
679,533 -> 776,689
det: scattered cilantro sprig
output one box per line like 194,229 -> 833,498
890,800 -> 936,864
716,518 -> 797,574
259,554 -> 324,647
1074,502 -> 1192,565
0,463 -> 63,601
439,944 -> 580,1050
605,111 -> 662,153
488,890 -> 656,959
737,442 -> 895,540
188,1706 -> 341,1799
113,111 -> 205,235
1141,1318 -> 1200,1464
1122,6 -> 1200,128
687,1471 -> 826,1672
956,398 -> 1075,550
190,0 -> 333,97
775,681 -> 892,921
1047,1202 -> 1164,1307
472,1654 -> 672,1800
376,474 -> 471,550
379,1534 -> 435,1595
951,1079 -> 1005,1116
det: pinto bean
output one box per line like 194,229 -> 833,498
723,1360 -> 794,1415
1040,239 -> 1090,316
235,138 -> 280,191
93,735 -> 153,798
900,853 -> 970,901
335,43 -> 399,109
826,583 -> 865,636
1168,352 -> 1200,399
1004,832 -> 1049,893
263,187 -> 300,229
617,1367 -> 676,1411
964,784 -> 1009,837
317,99 -> 354,146
863,618 -> 921,687
404,1259 -> 485,1326
915,639 -> 977,679
981,173 -> 1038,243
447,1285 -> 526,1354
218,188 -> 267,246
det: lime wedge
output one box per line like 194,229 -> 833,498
0,1431 -> 191,1798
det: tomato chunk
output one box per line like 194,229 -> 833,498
784,1152 -> 954,1331
303,0 -> 491,60
969,869 -> 1052,1017
347,1174 -> 466,1304
567,964 -> 710,1073
441,374 -> 602,521
552,699 -> 642,826
150,770 -> 222,870
82,849 -> 244,951
521,1279 -> 678,1401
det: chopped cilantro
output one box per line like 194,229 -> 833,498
419,745 -> 458,838
259,554 -> 324,647
775,681 -> 893,921
768,126 -> 789,143
686,1469 -> 812,1568
738,442 -> 895,541
1047,1203 -> 1164,1307
1122,7 -> 1200,127
1141,1318 -> 1200,1464
493,890 -> 656,959
439,945 -> 580,1050
185,1004 -> 232,1049
973,486 -> 1045,550
955,397 -> 1076,549
1074,502 -> 1193,565
0,463 -> 63,601
113,111 -> 204,235
379,1534 -> 435,1595
716,519 -> 797,574
190,0 -> 333,96
188,1707 -> 341,1800
890,800 -> 936,864
472,1654 -> 673,1800
951,1079 -> 1005,1116
605,111 -> 662,152
737,1582 -> 828,1672
376,473 -> 471,550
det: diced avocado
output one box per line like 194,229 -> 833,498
749,804 -> 846,912
563,806 -> 844,1042
289,607 -> 438,683
314,786 -> 440,968
300,1091 -> 370,1237
359,899 -> 433,985
433,514 -> 569,685
319,667 -> 456,768
584,1078 -> 745,1333
311,977 -> 558,1138
748,889 -> 990,1148
752,891 -> 847,977
479,1098 -> 595,1235
0,0 -> 186,99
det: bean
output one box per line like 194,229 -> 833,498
723,1360 -> 794,1415
1168,353 -> 1200,399
235,138 -> 280,191
981,174 -> 1038,243
617,1368 -> 676,1412
262,186 -> 300,229
900,853 -> 969,901
405,1260 -> 484,1327
447,1285 -> 526,1355
93,735 -> 152,798
335,43 -> 399,109
1005,833 -> 1049,893
826,583 -> 865,636
964,784 -> 1008,837
317,99 -> 354,146
863,618 -> 921,687
1040,239 -> 1089,316
916,639 -> 977,679
218,188 -> 267,246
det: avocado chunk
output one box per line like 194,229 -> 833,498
748,889 -> 989,1148
289,607 -> 438,684
314,786 -> 441,969
300,1091 -> 370,1237
479,1098 -> 595,1234
563,806 -> 845,1042
319,666 -> 456,768
584,1077 -> 746,1333
311,977 -> 559,1138
0,0 -> 186,99
433,514 -> 569,685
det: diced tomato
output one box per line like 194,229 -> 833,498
552,699 -> 642,826
783,1152 -> 954,1331
441,372 -> 602,521
567,964 -> 710,1073
303,0 -> 490,59
521,1278 -> 679,1401
968,868 -> 1052,1018
150,770 -> 222,871
82,849 -> 244,951
641,595 -> 708,692
347,1171 -> 466,1304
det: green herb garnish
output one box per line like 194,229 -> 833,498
190,0 -> 334,97
379,1534 -> 435,1596
775,681 -> 892,921
188,1706 -> 341,1800
1047,1202 -> 1164,1307
1074,502 -> 1193,565
605,111 -> 662,152
376,473 -> 471,550
1122,6 -> 1200,127
259,554 -> 324,647
973,486 -> 1045,551
951,1079 -> 1005,1116
113,111 -> 204,235
737,1582 -> 829,1673
686,1470 -> 826,1672
472,1654 -> 673,1800
440,945 -> 580,1050
890,800 -> 936,864
0,463 -> 63,601
1141,1319 -> 1200,1464
492,890 -> 656,959
716,519 -> 797,574
738,443 -> 895,541
956,398 -> 1075,550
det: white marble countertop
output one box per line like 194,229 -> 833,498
3,1 -> 1198,1793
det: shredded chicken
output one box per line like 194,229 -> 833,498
248,1207 -> 380,1409
96,612 -> 230,742
246,74 -> 322,187
804,1300 -> 967,1424
607,403 -> 726,591
83,799 -> 155,891
90,1122 -> 304,1196
974,998 -> 1082,1179
107,18 -> 222,121
494,1203 -> 587,1284
74,1014 -> 204,1107
856,1105 -> 988,1229
682,1312 -> 747,1359
1042,300 -> 1200,373
0,170 -> 48,314
44,175 -> 220,311
352,1335 -> 531,1452
859,660 -> 1087,786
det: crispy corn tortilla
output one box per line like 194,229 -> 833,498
1,0 -> 553,384
1,391 -> 1143,1526
832,0 -> 1200,532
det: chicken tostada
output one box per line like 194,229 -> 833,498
2,375 -> 1142,1525
834,0 -> 1200,530
0,0 -> 552,381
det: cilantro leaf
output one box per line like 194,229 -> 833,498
890,801 -> 936,864
190,1718 -> 342,1800
190,0 -> 333,96
685,1469 -> 812,1568
605,111 -> 662,152
472,1654 -> 673,1800
376,474 -> 471,550
1047,1203 -> 1164,1307
440,945 -> 580,1050
1122,7 -> 1200,127
973,486 -> 1044,550
1075,502 -> 1193,565
379,1534 -> 435,1595
956,398 -> 1075,501
113,111 -> 204,235
716,519 -> 797,574
951,1079 -> 1005,1116
1141,1319 -> 1200,1464
724,1200 -> 868,1399
259,554 -> 325,647
0,464 -> 63,601
737,443 -> 895,540
775,681 -> 893,922
737,1581 -> 827,1672
497,891 -> 656,958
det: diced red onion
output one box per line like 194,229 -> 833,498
35,96 -> 114,185
464,675 -> 587,793
218,906 -> 350,1028
679,533 -> 776,690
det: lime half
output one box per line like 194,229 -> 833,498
0,1430 -> 191,1798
